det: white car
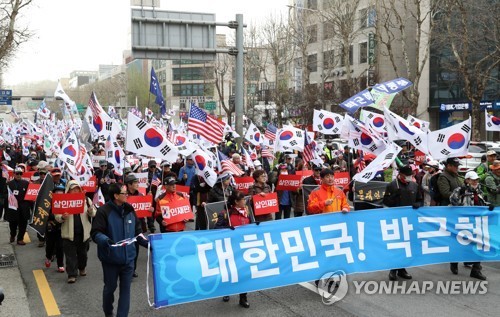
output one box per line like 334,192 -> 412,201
458,144 -> 487,173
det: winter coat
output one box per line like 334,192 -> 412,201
91,201 -> 145,265
307,184 -> 350,214
248,183 -> 273,222
5,178 -> 31,222
383,178 -> 422,207
437,170 -> 464,206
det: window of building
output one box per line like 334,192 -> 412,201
307,24 -> 318,44
248,68 -> 260,81
173,84 -> 207,96
323,22 -> 335,40
172,67 -> 213,81
307,0 -> 318,10
340,45 -> 353,66
359,42 -> 368,64
359,6 -> 376,29
323,50 -> 335,68
247,83 -> 258,94
307,54 -> 318,72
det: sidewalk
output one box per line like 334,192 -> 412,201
0,221 -> 31,317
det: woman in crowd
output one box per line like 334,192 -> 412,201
248,169 -> 273,222
55,180 -> 96,283
44,183 -> 65,273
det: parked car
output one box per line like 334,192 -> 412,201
458,144 -> 487,173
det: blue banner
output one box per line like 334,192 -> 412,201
372,77 -> 413,94
149,206 -> 500,307
339,89 -> 374,113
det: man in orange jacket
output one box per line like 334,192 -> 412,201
307,169 -> 350,214
155,176 -> 188,232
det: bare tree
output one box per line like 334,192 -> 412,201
214,51 -> 234,125
376,0 -> 440,116
435,0 -> 500,141
0,0 -> 33,75
260,13 -> 296,126
126,67 -> 150,111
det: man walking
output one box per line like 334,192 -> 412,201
91,183 -> 149,317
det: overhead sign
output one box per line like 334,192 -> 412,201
0,89 -> 12,106
440,102 -> 470,112
204,101 -> 216,111
131,9 -> 216,61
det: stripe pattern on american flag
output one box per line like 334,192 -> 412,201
265,123 -> 277,141
218,151 -> 244,176
151,174 -> 161,187
302,130 -> 315,163
188,104 -> 224,144
88,92 -> 102,116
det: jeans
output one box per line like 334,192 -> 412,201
62,235 -> 89,278
102,261 -> 134,317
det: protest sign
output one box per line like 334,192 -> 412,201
159,198 -> 193,224
276,174 -> 302,191
234,176 -> 254,194
127,195 -> 153,218
52,192 -> 86,214
252,192 -> 279,216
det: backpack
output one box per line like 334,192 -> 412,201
429,173 -> 442,203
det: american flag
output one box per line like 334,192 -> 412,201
88,92 -> 102,116
8,187 -> 18,210
303,130 -> 316,163
10,106 -> 20,119
355,150 -> 366,172
261,146 -> 275,159
217,151 -> 244,176
151,174 -> 161,187
188,103 -> 224,144
265,123 -> 277,141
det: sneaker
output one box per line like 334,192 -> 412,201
10,236 -> 15,243
17,241 -> 26,246
79,269 -> 87,276
45,259 -> 51,268
67,277 -> 76,284
133,271 -> 138,278
57,267 -> 65,273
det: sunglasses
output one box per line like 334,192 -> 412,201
15,172 -> 23,175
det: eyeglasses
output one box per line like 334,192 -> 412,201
15,172 -> 23,175
119,192 -> 128,196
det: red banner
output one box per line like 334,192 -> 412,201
252,192 -> 279,216
234,176 -> 254,194
176,185 -> 190,195
25,183 -> 41,201
160,198 -> 193,224
334,172 -> 350,190
127,195 -> 153,218
52,192 -> 86,214
82,175 -> 97,193
414,150 -> 426,166
276,174 -> 302,191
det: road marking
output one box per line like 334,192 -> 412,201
33,270 -> 61,316
24,232 -> 31,243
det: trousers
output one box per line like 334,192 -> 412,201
101,261 -> 134,317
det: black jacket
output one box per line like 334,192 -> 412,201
5,178 -> 32,221
383,178 -> 422,207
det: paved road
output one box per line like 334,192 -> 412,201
8,222 -> 500,317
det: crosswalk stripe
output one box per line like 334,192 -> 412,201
33,270 -> 61,316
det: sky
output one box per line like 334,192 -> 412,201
3,0 -> 288,86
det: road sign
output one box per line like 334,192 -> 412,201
131,9 -> 217,61
204,101 -> 216,110
0,90 -> 12,106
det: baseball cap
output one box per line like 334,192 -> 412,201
425,160 -> 439,169
399,165 -> 413,176
464,171 -> 479,180
51,168 -> 62,176
253,160 -> 262,166
14,167 -> 23,173
160,160 -> 171,167
217,173 -> 231,183
148,160 -> 157,167
99,159 -> 107,166
445,157 -> 461,166
165,177 -> 177,185
486,150 -> 497,156
312,164 -> 322,171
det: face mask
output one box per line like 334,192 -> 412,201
405,176 -> 413,182
281,171 -> 288,175
470,183 -> 479,190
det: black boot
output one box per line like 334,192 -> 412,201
389,269 -> 398,281
470,270 -> 486,280
397,269 -> 412,280
222,296 -> 230,302
239,293 -> 249,308
450,263 -> 458,275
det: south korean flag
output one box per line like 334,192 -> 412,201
407,115 -> 430,132
360,109 -> 386,135
485,110 -> 500,132
384,107 -> 429,155
125,112 -> 179,163
428,118 -> 471,160
244,122 -> 262,146
353,142 -> 402,183
275,125 -> 305,152
312,109 -> 343,134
